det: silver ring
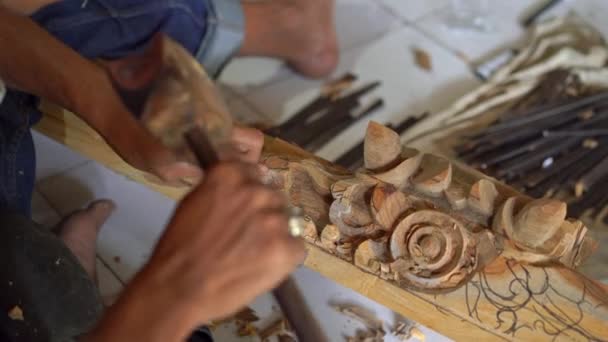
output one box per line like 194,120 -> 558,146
287,207 -> 306,237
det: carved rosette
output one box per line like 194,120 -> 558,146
389,210 -> 477,290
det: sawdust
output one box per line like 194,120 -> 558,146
392,321 -> 426,341
210,306 -> 260,336
259,317 -> 296,342
331,302 -> 385,341
8,306 -> 23,321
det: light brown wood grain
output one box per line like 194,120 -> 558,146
35,108 -> 608,341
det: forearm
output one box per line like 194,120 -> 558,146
0,6 -> 127,134
84,269 -> 202,342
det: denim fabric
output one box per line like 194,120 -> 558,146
31,0 -> 245,76
31,0 -> 208,61
0,91 -> 40,217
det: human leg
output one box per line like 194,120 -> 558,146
31,0 -> 337,78
0,208 -> 107,342
239,0 -> 338,78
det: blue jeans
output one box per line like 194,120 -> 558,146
0,0 -> 244,217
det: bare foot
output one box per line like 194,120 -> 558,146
57,200 -> 115,280
239,0 -> 338,78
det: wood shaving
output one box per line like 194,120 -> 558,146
210,306 -> 259,336
236,322 -> 258,337
330,303 -> 384,333
331,302 -> 386,341
410,327 -> 426,341
345,329 -> 384,342
234,306 -> 260,323
259,317 -> 298,342
234,307 -> 260,337
8,306 -> 23,321
277,332 -> 298,342
413,48 -> 432,72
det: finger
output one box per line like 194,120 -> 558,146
156,161 -> 203,184
231,127 -> 264,163
240,185 -> 287,213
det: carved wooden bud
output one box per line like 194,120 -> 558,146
412,155 -> 452,197
513,199 -> 566,252
370,184 -> 412,231
364,121 -> 401,170
389,210 -> 477,290
444,183 -> 467,211
468,179 -> 499,216
493,197 -> 595,267
373,148 -> 423,189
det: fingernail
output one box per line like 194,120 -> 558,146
237,144 -> 250,153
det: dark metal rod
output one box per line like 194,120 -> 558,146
480,92 -> 608,135
521,0 -> 564,27
273,277 -> 328,342
303,98 -> 384,151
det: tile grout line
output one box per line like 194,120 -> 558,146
35,159 -> 92,188
408,6 -> 479,73
97,256 -> 128,286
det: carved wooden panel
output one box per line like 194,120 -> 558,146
262,122 -> 607,340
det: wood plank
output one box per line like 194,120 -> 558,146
35,106 -> 608,341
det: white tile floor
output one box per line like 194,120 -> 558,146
30,1 -> 608,341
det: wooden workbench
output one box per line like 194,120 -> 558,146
36,105 -> 608,341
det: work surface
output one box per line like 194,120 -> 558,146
31,1 -> 608,340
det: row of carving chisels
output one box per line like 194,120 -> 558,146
265,73 -> 428,170
454,91 -> 608,222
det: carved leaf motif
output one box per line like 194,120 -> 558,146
372,149 -> 423,188
444,183 -> 468,211
364,121 -> 401,170
370,184 -> 413,231
493,197 -> 596,267
468,179 -> 499,216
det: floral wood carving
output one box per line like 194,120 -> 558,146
262,121 -> 607,340
263,122 -> 597,292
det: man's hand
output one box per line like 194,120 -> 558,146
0,9 -> 263,184
86,162 -> 305,342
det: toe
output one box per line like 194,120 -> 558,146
84,199 -> 116,228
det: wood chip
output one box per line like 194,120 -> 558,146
330,303 -> 384,333
233,306 -> 260,337
259,318 -> 289,341
234,306 -> 260,323
210,306 -> 259,336
277,333 -> 297,342
8,306 -> 23,321
413,48 -> 432,72
331,302 -> 386,341
236,322 -> 258,337
259,317 -> 297,342
391,320 -> 426,341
